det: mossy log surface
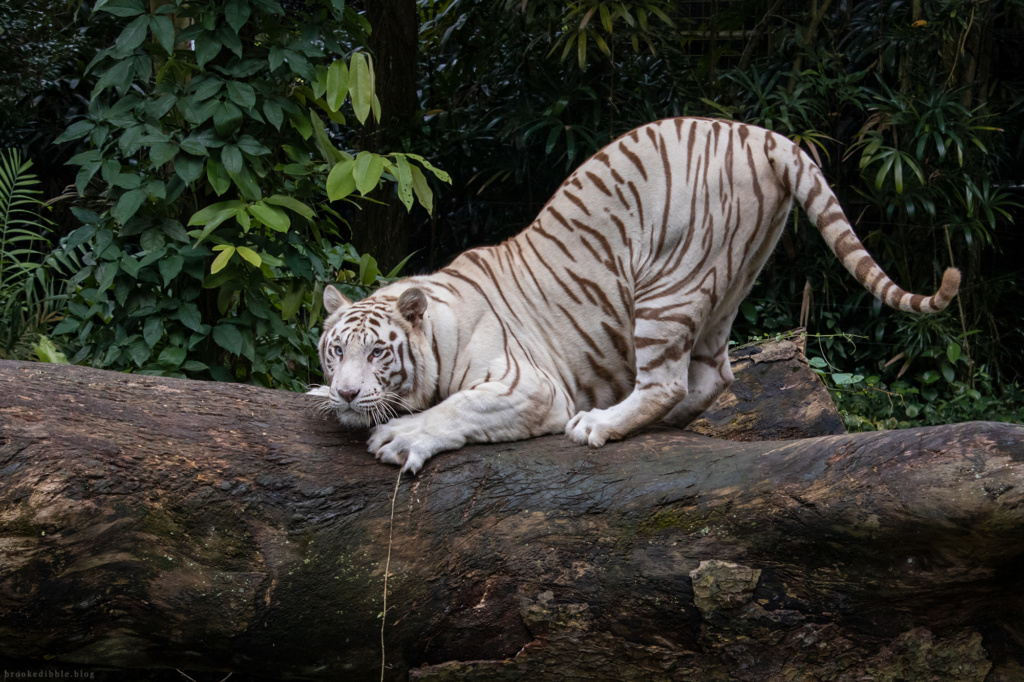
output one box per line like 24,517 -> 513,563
0,353 -> 1022,682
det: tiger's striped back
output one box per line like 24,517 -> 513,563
313,118 -> 959,473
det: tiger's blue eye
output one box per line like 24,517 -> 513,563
332,345 -> 344,358
370,347 -> 384,358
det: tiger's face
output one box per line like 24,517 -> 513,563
315,285 -> 428,428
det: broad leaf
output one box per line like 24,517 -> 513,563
206,158 -> 232,195
353,151 -> 384,196
174,154 -> 205,184
409,165 -> 433,214
114,14 -> 149,55
236,246 -> 262,267
226,81 -> 256,109
349,52 -> 373,124
395,155 -> 414,211
220,144 -> 243,174
112,188 -> 147,224
326,158 -> 356,200
210,245 -> 236,273
264,195 -> 314,219
150,15 -> 175,55
250,201 -> 290,231
224,0 -> 251,32
213,101 -> 243,136
213,323 -> 243,355
326,59 -> 349,112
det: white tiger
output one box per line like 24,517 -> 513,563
311,117 -> 959,474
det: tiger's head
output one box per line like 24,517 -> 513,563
314,284 -> 431,428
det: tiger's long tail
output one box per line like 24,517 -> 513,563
767,135 -> 960,313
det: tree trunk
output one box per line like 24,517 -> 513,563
0,348 -> 1022,681
351,0 -> 419,272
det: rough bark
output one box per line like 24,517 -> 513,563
350,0 -> 419,272
0,348 -> 1022,682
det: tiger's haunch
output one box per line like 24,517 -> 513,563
310,117 -> 959,474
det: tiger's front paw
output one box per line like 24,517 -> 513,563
367,415 -> 464,475
565,408 -> 621,448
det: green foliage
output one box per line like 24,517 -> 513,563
0,0 -> 95,149
519,0 -> 677,70
418,0 -> 1023,429
0,149 -> 63,360
50,0 -> 448,389
808,346 -> 1024,431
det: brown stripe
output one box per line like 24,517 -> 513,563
635,336 -> 668,348
815,211 -> 846,232
686,122 -> 698,184
640,341 -> 686,372
556,304 -> 602,356
654,133 -> 673,258
908,293 -> 925,312
567,269 -> 619,320
571,218 -> 617,270
832,231 -> 861,261
610,213 -> 629,246
792,146 -> 805,191
614,184 -> 630,210
866,267 -> 887,294
646,125 -> 660,150
456,362 -> 472,391
577,237 -> 610,272
878,280 -> 896,305
636,305 -> 696,331
601,321 -> 631,360
509,239 -> 550,306
586,352 -> 617,386
464,252 -> 524,324
618,142 -> 648,181
804,174 -> 824,209
522,234 -> 582,304
854,254 -> 875,283
563,190 -> 591,216
778,155 -> 792,193
746,145 -> 765,231
585,171 -> 612,196
533,223 -> 577,262
691,353 -> 719,368
627,181 -> 645,231
546,206 -> 574,230
432,279 -> 463,297
724,126 -> 734,187
501,356 -> 522,396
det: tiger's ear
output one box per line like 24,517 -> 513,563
397,288 -> 427,325
323,285 -> 352,314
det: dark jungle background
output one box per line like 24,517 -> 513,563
2,0 -> 1022,429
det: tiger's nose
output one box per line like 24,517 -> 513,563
338,388 -> 360,403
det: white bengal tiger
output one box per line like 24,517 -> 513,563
311,117 -> 959,474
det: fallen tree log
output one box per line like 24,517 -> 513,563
0,353 -> 1022,681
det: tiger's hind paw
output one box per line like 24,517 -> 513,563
565,409 -> 619,448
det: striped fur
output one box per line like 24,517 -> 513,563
312,118 -> 960,473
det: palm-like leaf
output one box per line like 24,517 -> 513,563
0,149 -> 51,296
0,148 -> 59,360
